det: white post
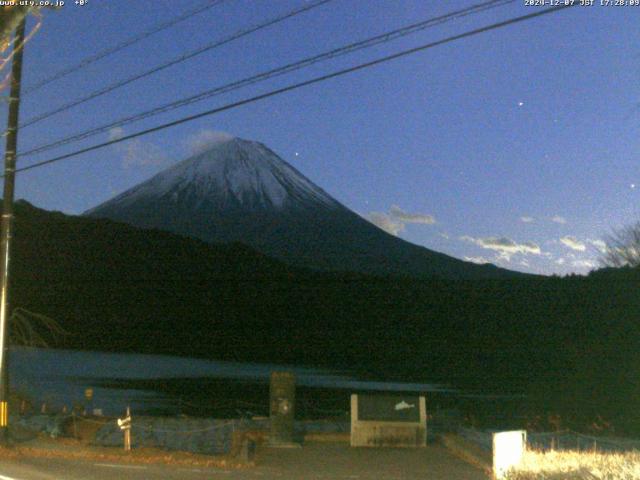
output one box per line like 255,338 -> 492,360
124,406 -> 131,451
492,430 -> 526,479
118,406 -> 132,452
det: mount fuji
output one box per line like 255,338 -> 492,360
85,136 -> 515,279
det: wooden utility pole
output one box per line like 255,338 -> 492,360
0,16 -> 26,442
0,7 -> 30,49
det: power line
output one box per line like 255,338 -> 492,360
19,0 -> 336,129
20,0 -> 515,159
23,0 -> 226,95
14,4 -> 575,176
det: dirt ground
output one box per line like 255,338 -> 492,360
252,441 -> 488,480
4,417 -> 489,480
1,435 -> 488,479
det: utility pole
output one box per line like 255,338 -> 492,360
0,16 -> 26,443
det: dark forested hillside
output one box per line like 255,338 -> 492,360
9,201 -> 640,433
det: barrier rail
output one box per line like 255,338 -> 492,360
459,426 -> 640,454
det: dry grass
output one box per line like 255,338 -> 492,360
0,445 -> 21,460
505,449 -> 640,479
16,444 -> 241,468
0,433 -> 247,469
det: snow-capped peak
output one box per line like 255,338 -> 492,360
90,136 -> 339,212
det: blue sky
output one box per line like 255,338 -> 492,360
7,0 -> 640,275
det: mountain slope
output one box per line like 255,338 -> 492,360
85,137 -> 519,279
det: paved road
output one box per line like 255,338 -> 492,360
0,443 -> 487,479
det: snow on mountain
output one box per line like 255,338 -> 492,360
89,137 -> 338,213
86,135 -> 518,279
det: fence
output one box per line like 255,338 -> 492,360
13,412 -> 349,455
459,427 -> 640,454
94,416 -> 243,454
528,430 -> 640,453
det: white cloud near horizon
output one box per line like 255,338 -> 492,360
464,256 -> 490,265
367,212 -> 405,236
367,205 -> 436,236
560,236 -> 586,252
460,235 -> 542,261
588,239 -> 607,253
572,259 -> 596,269
389,205 -> 436,225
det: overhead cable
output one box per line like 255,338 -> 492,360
20,0 -> 515,158
14,4 -> 575,175
24,0 -> 227,95
20,0 -> 336,128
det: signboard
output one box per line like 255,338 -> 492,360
357,394 -> 421,422
350,394 -> 426,447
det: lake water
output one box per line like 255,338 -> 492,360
9,347 -> 453,417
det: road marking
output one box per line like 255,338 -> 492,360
93,463 -> 148,470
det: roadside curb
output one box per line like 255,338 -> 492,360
440,433 -> 492,477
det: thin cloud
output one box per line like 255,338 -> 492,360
572,259 -> 596,269
520,216 -> 534,223
108,127 -> 124,141
367,205 -> 436,236
560,236 -> 586,252
461,235 -> 541,261
464,256 -> 490,265
389,205 -> 436,225
588,239 -> 607,253
109,127 -> 168,169
367,212 -> 404,236
185,129 -> 234,156
551,215 -> 567,224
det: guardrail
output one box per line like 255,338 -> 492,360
459,426 -> 640,454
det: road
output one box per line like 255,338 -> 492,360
0,443 -> 487,479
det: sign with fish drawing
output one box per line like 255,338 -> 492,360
350,394 -> 426,447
